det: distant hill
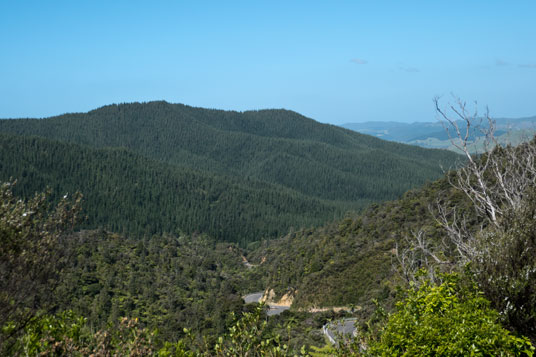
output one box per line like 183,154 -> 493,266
341,116 -> 536,152
0,101 -> 461,243
341,121 -> 444,142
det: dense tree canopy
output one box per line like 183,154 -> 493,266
0,134 -> 343,244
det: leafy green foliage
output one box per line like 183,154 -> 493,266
14,311 -> 164,356
55,230 -> 250,343
339,274 -> 534,356
11,311 -> 87,356
211,305 -> 300,357
12,306 -> 303,356
0,182 -> 81,352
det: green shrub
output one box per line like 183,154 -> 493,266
13,311 -> 164,356
339,273 -> 534,356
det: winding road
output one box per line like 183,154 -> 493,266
323,318 -> 357,345
243,292 -> 263,304
244,293 -> 357,343
241,259 -> 356,341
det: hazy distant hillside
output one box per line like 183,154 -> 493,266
341,116 -> 536,151
341,121 -> 444,142
0,101 -> 460,206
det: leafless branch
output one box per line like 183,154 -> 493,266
432,97 -> 536,266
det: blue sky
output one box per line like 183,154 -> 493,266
1,1 -> 535,124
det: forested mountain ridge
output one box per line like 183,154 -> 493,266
0,101 -> 460,205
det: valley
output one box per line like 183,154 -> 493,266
3,2 -> 535,355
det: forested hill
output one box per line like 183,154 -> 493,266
0,101 -> 460,205
0,133 -> 342,244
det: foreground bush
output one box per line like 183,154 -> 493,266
10,305 -> 303,356
0,182 -> 81,353
339,274 -> 534,356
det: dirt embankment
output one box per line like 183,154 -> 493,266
260,289 -> 294,307
257,288 -> 360,313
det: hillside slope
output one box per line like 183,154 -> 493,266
0,101 -> 460,205
0,134 -> 342,244
246,173 -> 472,310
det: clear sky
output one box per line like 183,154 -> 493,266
1,1 -> 535,124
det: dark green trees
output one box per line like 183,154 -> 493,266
0,101 -> 461,245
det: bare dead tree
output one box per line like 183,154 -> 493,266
435,97 -> 503,225
397,97 -> 536,282
394,229 -> 454,285
431,198 -> 484,264
435,96 -> 535,241
434,97 -> 536,229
